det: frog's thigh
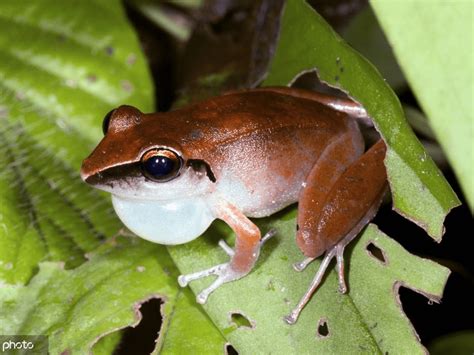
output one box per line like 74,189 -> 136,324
297,140 -> 387,258
296,133 -> 362,256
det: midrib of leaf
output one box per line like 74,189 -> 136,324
344,293 -> 383,354
0,133 -> 72,268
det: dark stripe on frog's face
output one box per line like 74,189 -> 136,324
187,159 -> 216,183
84,162 -> 142,188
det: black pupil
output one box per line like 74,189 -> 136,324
102,110 -> 114,135
144,155 -> 175,178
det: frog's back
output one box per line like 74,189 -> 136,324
165,89 -> 363,218
165,89 -> 351,152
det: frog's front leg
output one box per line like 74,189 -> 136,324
178,201 -> 275,304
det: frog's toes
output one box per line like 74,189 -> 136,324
178,228 -> 277,304
178,263 -> 243,304
177,263 -> 227,287
195,264 -> 242,304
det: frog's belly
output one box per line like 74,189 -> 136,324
112,195 -> 215,245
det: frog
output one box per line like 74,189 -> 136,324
80,87 -> 387,324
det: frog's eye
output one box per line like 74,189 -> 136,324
141,148 -> 182,182
102,109 -> 115,135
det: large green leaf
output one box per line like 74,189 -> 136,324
370,0 -> 473,211
170,218 -> 450,353
0,0 -> 224,353
0,0 -> 153,284
263,0 -> 460,240
0,237 -> 225,354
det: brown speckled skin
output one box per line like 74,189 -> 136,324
82,89 -> 356,183
81,87 -> 387,271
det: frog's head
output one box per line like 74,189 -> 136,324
80,106 -> 217,245
81,105 -> 216,200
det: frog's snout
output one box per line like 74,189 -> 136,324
80,157 -> 95,183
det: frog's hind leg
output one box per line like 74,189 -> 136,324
287,140 -> 387,324
285,200 -> 383,324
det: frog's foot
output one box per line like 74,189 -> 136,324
178,262 -> 245,304
292,251 -> 347,293
178,228 -> 276,304
284,243 -> 346,325
285,211 -> 382,325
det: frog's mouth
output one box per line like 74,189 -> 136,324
81,162 -> 142,188
82,162 -> 171,199
111,194 -> 215,245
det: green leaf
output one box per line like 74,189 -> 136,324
160,287 -> 226,354
369,0 -> 473,211
170,218 -> 450,353
0,237 -> 225,354
0,0 -> 153,284
93,331 -> 123,355
263,0 -> 460,240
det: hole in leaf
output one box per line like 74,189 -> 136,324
225,343 -> 239,355
115,298 -> 163,355
366,242 -> 387,265
291,70 -> 350,99
316,318 -> 329,338
229,312 -> 254,329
